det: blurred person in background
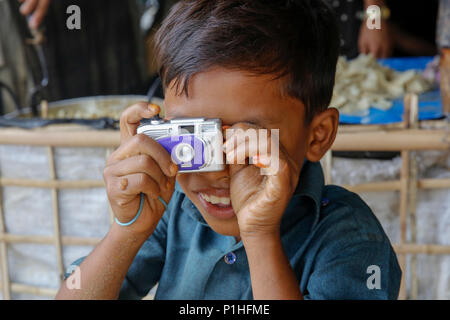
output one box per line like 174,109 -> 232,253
0,0 -> 164,115
326,0 -> 438,59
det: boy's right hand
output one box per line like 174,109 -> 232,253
103,103 -> 178,236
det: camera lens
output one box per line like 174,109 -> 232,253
175,143 -> 195,163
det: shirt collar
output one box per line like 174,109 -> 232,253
281,160 -> 324,231
175,159 -> 324,231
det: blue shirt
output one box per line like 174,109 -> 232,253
67,160 -> 401,300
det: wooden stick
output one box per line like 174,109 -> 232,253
398,150 -> 409,300
338,118 -> 448,132
333,129 -> 449,151
338,122 -> 405,133
342,178 -> 450,193
2,233 -> 449,254
0,184 -> 11,300
0,234 -> 101,246
0,282 -> 57,297
47,147 -> 65,283
1,177 -> 448,193
343,181 -> 401,192
397,94 -> 412,300
323,150 -> 332,185
0,127 -> 448,150
0,178 -> 104,189
418,178 -> 450,189
41,100 -> 49,119
0,129 -> 120,147
407,94 -> 419,300
393,244 -> 450,255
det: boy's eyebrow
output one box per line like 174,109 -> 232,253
165,113 -> 276,126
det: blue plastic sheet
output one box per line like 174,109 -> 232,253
338,56 -> 444,124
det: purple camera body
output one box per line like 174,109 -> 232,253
157,135 -> 205,171
137,117 -> 224,173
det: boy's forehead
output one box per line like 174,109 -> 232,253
164,68 -> 304,125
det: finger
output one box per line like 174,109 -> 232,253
19,0 -> 38,16
358,39 -> 369,55
381,44 -> 391,59
225,127 -> 272,165
120,102 -> 160,143
105,154 -> 170,192
29,0 -> 50,29
108,133 -> 178,177
262,155 -> 298,204
223,122 -> 261,153
112,173 -> 161,201
373,44 -> 383,59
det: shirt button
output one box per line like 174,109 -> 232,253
321,197 -> 330,207
224,252 -> 237,265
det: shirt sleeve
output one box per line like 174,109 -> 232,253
302,239 -> 402,300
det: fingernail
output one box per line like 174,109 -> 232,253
170,163 -> 178,176
252,155 -> 269,168
29,19 -> 37,29
226,151 -> 234,164
223,138 -> 234,153
148,103 -> 160,114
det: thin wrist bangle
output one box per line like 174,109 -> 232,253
114,193 -> 169,227
114,193 -> 145,226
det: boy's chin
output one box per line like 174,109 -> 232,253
201,215 -> 241,238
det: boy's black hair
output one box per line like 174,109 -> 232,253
154,0 -> 339,124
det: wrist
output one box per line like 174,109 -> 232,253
364,0 -> 385,8
241,230 -> 281,249
110,222 -> 152,247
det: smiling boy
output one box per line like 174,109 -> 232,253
56,0 -> 401,300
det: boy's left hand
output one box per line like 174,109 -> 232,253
224,123 -> 301,239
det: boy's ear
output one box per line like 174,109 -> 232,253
305,108 -> 339,163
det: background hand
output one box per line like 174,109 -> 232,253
358,20 -> 393,58
18,0 -> 51,29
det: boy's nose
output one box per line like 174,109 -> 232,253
202,166 -> 230,187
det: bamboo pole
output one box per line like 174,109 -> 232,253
1,177 -> 449,193
342,178 -> 450,193
0,234 -> 101,246
343,181 -> 401,192
0,184 -> 11,300
332,129 -> 449,151
1,233 -> 448,254
398,150 -> 409,300
418,178 -> 450,189
0,127 -> 448,150
0,281 -> 154,299
0,178 -> 104,189
323,150 -> 332,185
47,146 -> 65,283
407,94 -> 419,300
0,282 -> 57,297
393,244 -> 450,255
397,94 -> 414,300
0,129 -> 120,147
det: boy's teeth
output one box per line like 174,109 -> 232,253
200,193 -> 231,205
